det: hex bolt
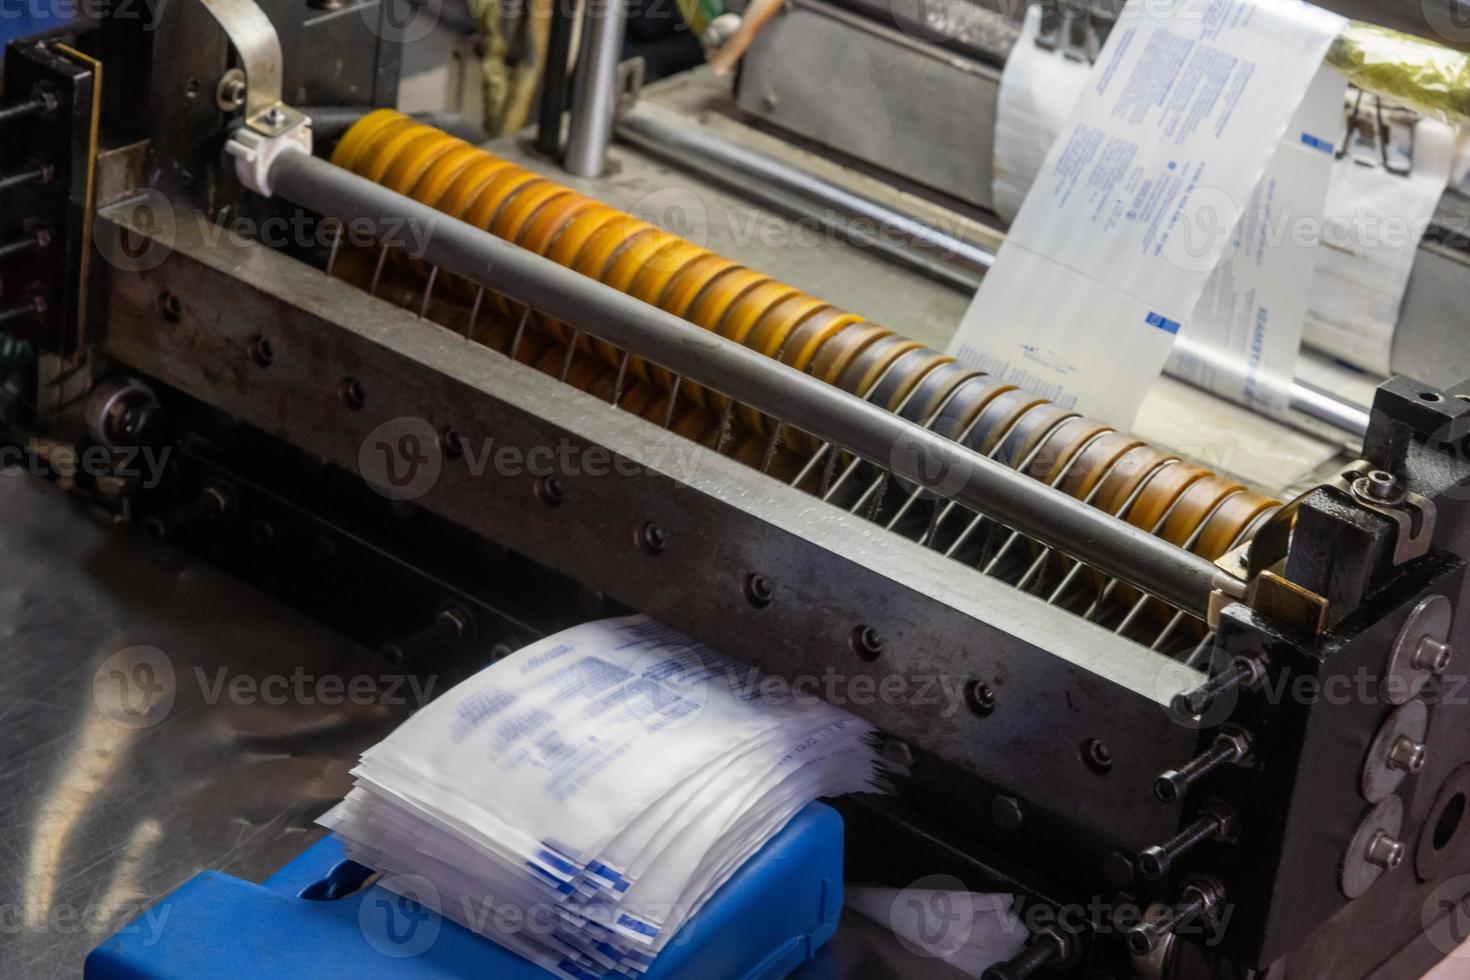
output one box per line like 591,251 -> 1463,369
1137,803 -> 1236,880
1155,730 -> 1252,803
1125,878 -> 1226,956
1364,470 -> 1399,501
1387,735 -> 1428,775
1365,831 -> 1406,871
1172,656 -> 1263,718
1414,636 -> 1452,675
379,604 -> 474,666
981,928 -> 1073,980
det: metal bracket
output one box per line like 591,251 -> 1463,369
194,0 -> 308,138
1345,467 -> 1437,566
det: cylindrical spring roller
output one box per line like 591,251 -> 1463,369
333,111 -> 1284,617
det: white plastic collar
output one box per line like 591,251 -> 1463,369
226,120 -> 313,198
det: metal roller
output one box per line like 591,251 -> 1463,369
324,113 -> 1279,622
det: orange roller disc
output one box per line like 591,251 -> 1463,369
1093,447 -> 1178,516
465,169 -> 550,310
1124,461 -> 1207,534
406,142 -> 484,206
870,349 -> 954,415
536,206 -> 627,341
518,195 -> 602,257
331,109 -> 414,172
1027,418 -> 1112,484
461,166 -> 541,232
568,222 -> 658,364
685,267 -> 768,332
380,129 -> 464,199
733,296 -> 835,432
622,240 -> 708,383
356,123 -> 437,185
488,176 -> 568,240
994,403 -> 1076,472
701,281 -> 800,413
599,229 -> 683,378
963,389 -> 1050,457
746,293 -> 826,361
835,335 -> 922,400
1058,432 -> 1147,503
1160,476 -> 1248,549
930,377 -> 1016,446
627,240 -> 706,305
808,323 -> 893,387
1192,490 -> 1278,560
659,254 -> 744,320
775,309 -> 862,374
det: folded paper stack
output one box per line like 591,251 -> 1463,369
322,615 -> 888,978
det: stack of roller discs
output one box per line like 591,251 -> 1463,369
327,111 -> 1279,636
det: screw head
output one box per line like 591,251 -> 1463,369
639,522 -> 667,555
1365,470 -> 1399,500
536,475 -> 565,508
1137,846 -> 1168,881
1414,636 -> 1453,675
743,573 -> 773,608
1366,831 -> 1406,871
1388,735 -> 1428,774
964,680 -> 996,716
249,335 -> 274,367
849,625 -> 882,661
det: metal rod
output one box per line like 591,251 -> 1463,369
0,94 -> 52,126
268,151 -> 1239,620
563,0 -> 627,178
616,111 -> 1372,439
0,295 -> 45,327
536,0 -> 583,156
0,162 -> 51,194
1291,378 -> 1371,437
0,229 -> 49,260
618,110 -> 996,276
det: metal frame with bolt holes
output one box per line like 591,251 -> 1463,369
90,197 -> 1470,978
94,199 -> 1204,856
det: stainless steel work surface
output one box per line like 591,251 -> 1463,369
0,472 -> 972,978
0,473 -> 411,977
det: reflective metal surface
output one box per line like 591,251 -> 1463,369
0,473 -> 413,976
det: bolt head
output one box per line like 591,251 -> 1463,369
1388,735 -> 1427,774
1137,846 -> 1168,881
1414,636 -> 1452,675
1366,831 -> 1406,870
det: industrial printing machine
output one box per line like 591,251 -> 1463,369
2,0 -> 1470,978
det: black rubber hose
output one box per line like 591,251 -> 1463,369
303,107 -> 488,147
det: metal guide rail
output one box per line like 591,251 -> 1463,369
260,151 -> 1246,657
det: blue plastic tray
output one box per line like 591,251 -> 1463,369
86,802 -> 844,979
